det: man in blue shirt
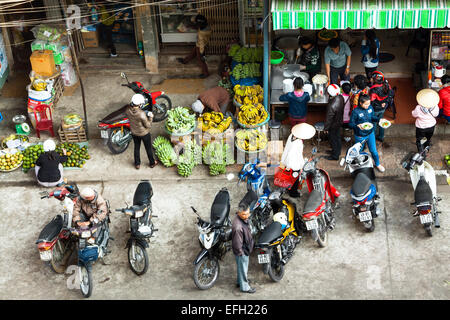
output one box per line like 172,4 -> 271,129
325,38 -> 352,85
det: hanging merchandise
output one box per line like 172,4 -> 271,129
60,62 -> 78,87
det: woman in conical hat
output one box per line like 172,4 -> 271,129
280,123 -> 316,198
412,89 -> 440,153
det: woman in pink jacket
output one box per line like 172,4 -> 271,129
412,89 -> 440,153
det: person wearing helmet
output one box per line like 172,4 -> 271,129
126,94 -> 157,169
412,89 -> 440,153
35,139 -> 68,187
324,84 -> 345,161
191,86 -> 230,115
73,187 -> 108,227
177,14 -> 211,78
280,123 -> 316,197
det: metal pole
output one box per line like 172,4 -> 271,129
263,0 -> 269,110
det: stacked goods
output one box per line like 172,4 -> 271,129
202,141 -> 235,176
228,45 -> 263,63
238,103 -> 268,127
235,129 -> 268,152
234,85 -> 263,105
165,107 -> 196,135
153,136 -> 177,167
0,150 -> 23,172
62,113 -> 82,130
197,112 -> 232,135
231,63 -> 261,80
177,140 -> 202,177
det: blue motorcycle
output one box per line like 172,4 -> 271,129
238,161 -> 273,236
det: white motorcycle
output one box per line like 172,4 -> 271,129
401,145 -> 442,237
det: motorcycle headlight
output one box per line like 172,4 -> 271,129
81,230 -> 91,238
134,210 -> 144,218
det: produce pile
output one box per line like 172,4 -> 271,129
153,136 -> 177,167
165,107 -> 196,135
2,134 -> 29,149
197,112 -> 232,135
445,154 -> 450,168
0,151 -> 23,172
236,129 -> 268,152
202,141 -> 234,176
218,78 -> 233,97
231,63 -> 261,80
177,140 -> 202,177
228,45 -> 263,63
238,103 -> 269,127
234,85 -> 263,105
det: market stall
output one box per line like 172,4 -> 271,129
426,29 -> 450,90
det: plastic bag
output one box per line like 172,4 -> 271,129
60,62 -> 78,87
31,25 -> 63,42
273,167 -> 297,189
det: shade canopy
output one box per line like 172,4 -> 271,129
272,0 -> 450,30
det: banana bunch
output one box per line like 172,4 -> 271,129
177,154 -> 195,177
153,136 -> 177,167
197,112 -> 232,135
236,129 -> 268,152
234,85 -> 264,105
238,103 -> 268,126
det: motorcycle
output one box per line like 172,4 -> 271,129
255,190 -> 303,282
36,184 -> 79,274
192,188 -> 232,290
299,148 -> 340,247
70,205 -> 112,298
115,180 -> 158,275
342,139 -> 381,232
238,161 -> 273,235
401,145 -> 442,236
98,72 -> 172,154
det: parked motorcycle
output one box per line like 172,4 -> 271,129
70,213 -> 111,298
36,184 -> 79,273
401,145 -> 441,236
255,190 -> 303,282
342,140 -> 381,232
116,180 -> 157,275
98,72 -> 172,154
299,148 -> 340,247
192,188 -> 232,290
238,161 -> 272,235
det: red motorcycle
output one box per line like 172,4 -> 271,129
98,72 -> 172,154
298,148 -> 340,247
36,184 -> 79,273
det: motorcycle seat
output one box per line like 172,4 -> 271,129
240,190 -> 258,210
100,105 -> 128,124
256,221 -> 283,246
303,189 -> 323,214
415,177 -> 433,205
36,215 -> 63,243
210,189 -> 230,226
352,172 -> 373,197
133,180 -> 153,206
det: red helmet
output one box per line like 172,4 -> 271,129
371,70 -> 385,82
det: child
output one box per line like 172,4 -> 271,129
341,81 -> 352,126
279,77 -> 310,127
412,89 -> 440,153
350,75 -> 369,110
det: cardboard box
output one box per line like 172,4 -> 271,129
30,50 -> 57,77
82,30 -> 99,48
267,140 -> 284,165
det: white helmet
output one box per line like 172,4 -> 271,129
131,94 -> 146,107
43,139 -> 56,152
80,187 -> 97,201
327,84 -> 341,97
191,100 -> 205,114
273,212 -> 288,229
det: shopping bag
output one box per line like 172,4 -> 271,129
274,167 -> 296,188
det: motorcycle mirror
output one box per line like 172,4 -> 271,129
120,72 -> 126,79
339,158 -> 345,167
311,147 -> 317,155
226,173 -> 235,181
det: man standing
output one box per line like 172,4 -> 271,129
95,0 -> 117,57
324,84 -> 345,161
191,86 -> 230,115
325,38 -> 352,85
297,37 -> 321,79
232,202 -> 255,294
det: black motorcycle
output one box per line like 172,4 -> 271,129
116,180 -> 157,275
192,188 -> 232,290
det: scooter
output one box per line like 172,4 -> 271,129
255,190 -> 303,282
299,148 -> 340,247
341,139 -> 381,232
401,145 -> 441,236
98,72 -> 172,154
115,180 -> 158,275
238,161 -> 272,235
192,188 -> 232,290
36,184 -> 79,274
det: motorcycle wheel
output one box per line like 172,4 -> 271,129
268,251 -> 285,282
363,219 -> 375,232
424,224 -> 433,237
128,242 -> 149,276
50,238 -> 71,274
80,265 -> 93,298
313,216 -> 328,248
152,95 -> 172,122
107,127 -> 131,154
193,256 -> 220,290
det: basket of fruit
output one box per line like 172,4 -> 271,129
235,129 -> 268,153
164,107 -> 197,136
0,148 -> 23,172
1,134 -> 29,149
237,103 -> 270,129
197,112 -> 233,135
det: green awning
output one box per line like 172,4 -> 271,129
272,0 -> 450,30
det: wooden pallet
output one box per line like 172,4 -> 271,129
58,124 -> 87,143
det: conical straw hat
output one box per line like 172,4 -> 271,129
416,89 -> 440,109
292,123 -> 316,140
